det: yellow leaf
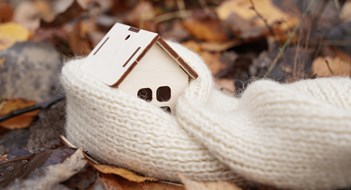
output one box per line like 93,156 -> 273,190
92,163 -> 157,183
0,22 -> 30,50
0,99 -> 40,129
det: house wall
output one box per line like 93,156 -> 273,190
118,44 -> 189,113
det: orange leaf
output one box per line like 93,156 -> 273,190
0,2 -> 13,23
92,163 -> 157,183
0,99 -> 39,129
182,18 -> 228,42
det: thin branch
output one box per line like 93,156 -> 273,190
153,10 -> 191,24
249,0 -> 276,37
263,28 -> 297,77
0,96 -> 65,123
263,0 -> 316,77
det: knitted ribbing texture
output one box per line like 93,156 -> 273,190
61,41 -> 351,190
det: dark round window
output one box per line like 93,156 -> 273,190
137,88 -> 152,102
156,86 -> 171,102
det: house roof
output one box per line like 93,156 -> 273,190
81,23 -> 198,87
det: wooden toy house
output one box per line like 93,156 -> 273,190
81,23 -> 198,113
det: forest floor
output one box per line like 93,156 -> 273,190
0,0 -> 351,189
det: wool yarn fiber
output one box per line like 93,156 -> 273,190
61,41 -> 351,190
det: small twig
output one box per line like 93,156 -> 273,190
152,10 -> 191,24
0,154 -> 33,165
325,59 -> 335,75
263,0 -> 317,78
249,0 -> 276,37
0,96 -> 65,123
263,28 -> 297,77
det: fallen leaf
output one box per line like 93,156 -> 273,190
92,164 -> 157,183
183,18 -> 228,42
0,22 -> 30,50
200,51 -> 226,75
182,41 -> 226,75
182,41 -> 202,53
0,99 -> 40,129
312,56 -> 351,77
0,148 -> 76,188
67,21 -> 92,56
0,2 -> 13,23
180,175 -> 241,190
216,0 -> 297,39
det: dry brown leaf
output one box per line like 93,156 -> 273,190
200,51 -> 225,75
99,174 -> 184,190
0,2 -> 13,23
216,0 -> 297,39
92,164 -> 157,183
0,22 -> 30,51
180,175 -> 241,190
182,41 -> 225,75
312,56 -> 351,77
0,99 -> 40,129
182,18 -> 228,42
182,41 -> 202,53
67,21 -> 92,56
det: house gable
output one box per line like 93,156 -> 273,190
80,23 -> 197,88
118,43 -> 189,111
81,23 -> 158,86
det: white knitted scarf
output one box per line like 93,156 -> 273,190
61,42 -> 351,190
